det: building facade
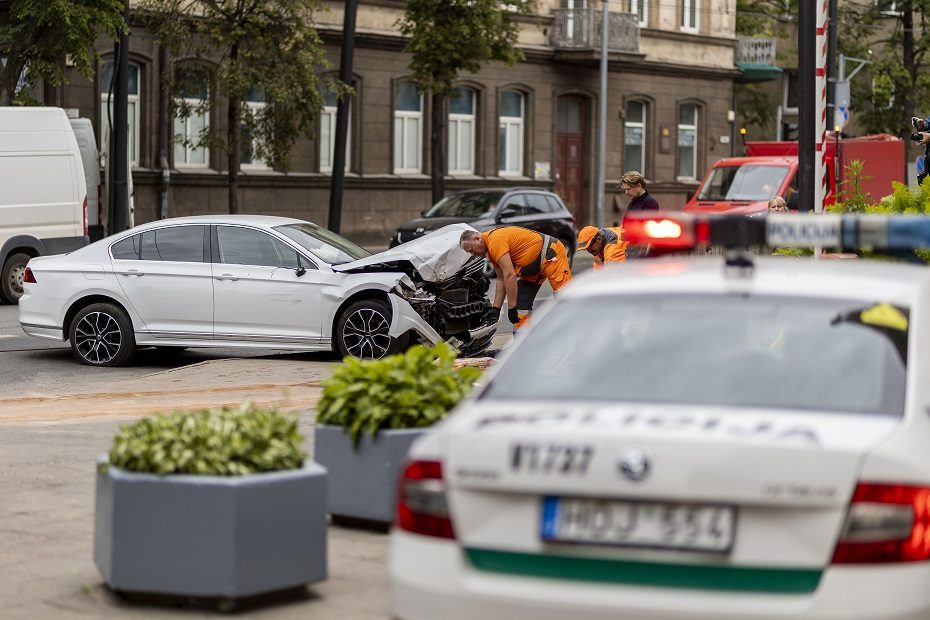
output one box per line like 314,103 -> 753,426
46,0 -> 738,243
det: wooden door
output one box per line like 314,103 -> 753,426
555,95 -> 587,223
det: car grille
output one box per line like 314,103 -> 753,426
440,288 -> 468,304
462,256 -> 486,278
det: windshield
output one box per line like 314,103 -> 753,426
482,295 -> 907,417
425,192 -> 503,218
273,223 -> 371,265
698,165 -> 790,201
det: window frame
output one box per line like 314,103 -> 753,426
173,69 -> 210,169
680,0 -> 700,32
320,85 -> 352,174
393,81 -> 424,175
240,93 -> 269,171
623,99 -> 648,175
499,89 -> 526,177
99,60 -> 142,168
448,87 -> 477,176
677,102 -> 700,181
629,0 -> 648,27
128,225 -> 208,263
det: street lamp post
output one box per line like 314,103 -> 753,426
595,0 -> 608,229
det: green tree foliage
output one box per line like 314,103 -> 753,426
317,343 -> 481,447
139,0 -> 331,214
839,1 -> 930,147
397,0 -> 533,203
0,0 -> 126,106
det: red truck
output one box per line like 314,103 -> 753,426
683,133 -> 905,215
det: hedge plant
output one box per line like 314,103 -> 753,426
106,402 -> 307,476
316,342 -> 481,446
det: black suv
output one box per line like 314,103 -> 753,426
391,188 -> 577,274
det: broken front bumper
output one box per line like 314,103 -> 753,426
388,294 -> 497,349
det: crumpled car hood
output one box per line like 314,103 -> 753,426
333,223 -> 477,282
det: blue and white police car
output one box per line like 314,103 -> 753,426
388,213 -> 930,620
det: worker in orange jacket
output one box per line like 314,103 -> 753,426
577,226 -> 627,268
460,227 -> 572,329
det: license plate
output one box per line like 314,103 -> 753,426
540,496 -> 735,553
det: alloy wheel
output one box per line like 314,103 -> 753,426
343,307 -> 391,359
74,311 -> 122,365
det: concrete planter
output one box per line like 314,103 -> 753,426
94,457 -> 328,598
314,425 -> 424,525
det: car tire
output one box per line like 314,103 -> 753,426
335,299 -> 409,360
69,302 -> 137,367
1,252 -> 31,304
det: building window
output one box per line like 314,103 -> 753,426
677,103 -> 699,179
99,61 -> 141,167
173,68 -> 209,168
394,81 -> 423,174
681,0 -> 700,31
320,86 -> 351,173
624,100 -> 646,174
628,0 -> 648,27
448,87 -> 476,175
499,90 -> 525,176
240,86 -> 268,170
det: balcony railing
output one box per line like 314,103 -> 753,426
736,37 -> 776,65
550,9 -> 640,54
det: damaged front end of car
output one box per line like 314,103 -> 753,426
390,255 -> 497,356
333,224 -> 498,356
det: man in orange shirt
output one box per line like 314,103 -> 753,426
460,227 -> 572,328
577,226 -> 627,268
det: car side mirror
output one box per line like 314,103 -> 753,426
295,254 -> 306,277
497,207 -> 518,221
420,209 -> 428,217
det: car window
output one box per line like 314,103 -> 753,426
216,226 -> 300,268
525,194 -> 552,215
500,194 -> 528,216
545,195 -> 566,213
139,226 -> 205,262
273,223 -> 370,265
482,294 -> 907,417
425,192 -> 503,218
111,234 -> 141,260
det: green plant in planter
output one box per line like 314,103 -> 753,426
105,402 -> 307,475
317,342 -> 481,446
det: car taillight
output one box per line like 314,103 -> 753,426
82,195 -> 88,236
396,460 -> 455,540
832,483 -> 930,564
23,267 -> 36,284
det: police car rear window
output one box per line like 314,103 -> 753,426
483,295 -> 907,417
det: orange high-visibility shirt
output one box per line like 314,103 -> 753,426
593,226 -> 627,269
482,227 -> 543,274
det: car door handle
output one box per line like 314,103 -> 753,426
118,269 -> 144,277
215,273 -> 239,281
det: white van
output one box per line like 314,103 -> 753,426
68,117 -> 102,242
0,107 -> 88,303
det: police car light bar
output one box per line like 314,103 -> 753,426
621,212 -> 930,252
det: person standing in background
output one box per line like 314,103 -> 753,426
621,171 -> 659,211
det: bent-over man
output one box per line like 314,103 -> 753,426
577,226 -> 627,268
460,227 -> 572,329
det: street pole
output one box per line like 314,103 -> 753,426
108,0 -> 130,235
595,0 -> 608,229
327,0 -> 357,235
798,0 -> 815,213
826,0 -> 838,112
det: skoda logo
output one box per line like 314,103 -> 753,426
617,447 -> 650,482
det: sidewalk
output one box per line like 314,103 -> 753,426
0,334 -> 513,619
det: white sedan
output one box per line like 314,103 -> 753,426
389,214 -> 930,620
18,215 -> 496,366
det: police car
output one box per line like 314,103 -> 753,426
388,213 -> 930,620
